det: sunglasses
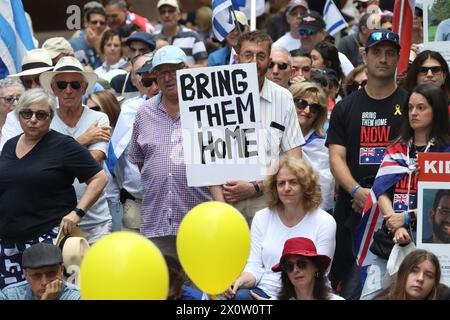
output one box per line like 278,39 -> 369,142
19,109 -> 51,121
282,259 -> 310,273
268,62 -> 289,70
347,79 -> 367,93
418,66 -> 443,75
55,81 -> 82,90
294,99 -> 323,114
368,31 -> 399,44
299,28 -> 317,36
141,77 -> 157,87
21,76 -> 40,89
0,95 -> 21,104
89,105 -> 101,112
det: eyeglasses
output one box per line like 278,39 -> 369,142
418,66 -> 443,75
19,109 -> 51,121
299,28 -> 317,36
436,206 -> 450,216
55,81 -> 82,90
21,76 -> 40,89
154,68 -> 179,78
0,95 -> 21,104
89,105 -> 101,112
294,99 -> 323,114
239,51 -> 268,62
141,77 -> 157,87
368,31 -> 399,44
268,62 -> 289,70
282,259 -> 310,273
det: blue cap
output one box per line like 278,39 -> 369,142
150,45 -> 187,71
365,29 -> 400,50
125,32 -> 156,51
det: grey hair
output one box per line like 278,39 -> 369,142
15,88 -> 57,119
105,0 -> 127,10
271,46 -> 293,65
0,78 -> 25,95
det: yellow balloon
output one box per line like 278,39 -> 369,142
177,201 -> 250,295
80,231 -> 169,300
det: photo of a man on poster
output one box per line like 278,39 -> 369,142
423,189 -> 450,243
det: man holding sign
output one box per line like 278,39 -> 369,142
210,30 -> 304,224
128,46 -> 211,259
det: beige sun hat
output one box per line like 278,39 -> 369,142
8,48 -> 53,77
39,56 -> 98,92
42,37 -> 74,60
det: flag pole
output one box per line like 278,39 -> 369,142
230,8 -> 242,35
250,0 -> 256,31
395,0 -> 406,79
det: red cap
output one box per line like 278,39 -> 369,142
272,237 -> 331,272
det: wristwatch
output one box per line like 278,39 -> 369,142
73,207 -> 86,218
251,181 -> 263,196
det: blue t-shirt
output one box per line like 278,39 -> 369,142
70,30 -> 103,69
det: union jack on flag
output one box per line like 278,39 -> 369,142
354,142 -> 411,268
393,193 -> 416,211
359,147 -> 386,165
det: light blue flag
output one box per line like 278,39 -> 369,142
323,0 -> 348,36
212,0 -> 235,42
0,0 -> 35,76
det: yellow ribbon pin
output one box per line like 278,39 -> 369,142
394,104 -> 402,115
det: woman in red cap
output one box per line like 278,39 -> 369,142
252,237 -> 344,300
225,157 -> 336,300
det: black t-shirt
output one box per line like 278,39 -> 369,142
326,87 -> 408,192
0,130 -> 102,242
110,73 -> 137,94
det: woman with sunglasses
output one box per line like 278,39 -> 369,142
374,249 -> 441,300
0,79 -> 24,138
404,50 -> 450,99
225,157 -> 336,300
359,84 -> 450,299
252,237 -> 343,300
342,64 -> 368,96
289,81 -> 334,213
86,91 -> 121,128
0,88 -> 107,289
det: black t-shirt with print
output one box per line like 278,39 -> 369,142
326,87 -> 408,192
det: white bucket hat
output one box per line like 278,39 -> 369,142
8,48 -> 53,77
39,56 -> 98,92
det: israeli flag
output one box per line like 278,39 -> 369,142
212,0 -> 236,42
323,0 -> 348,36
0,0 -> 35,76
232,0 -> 265,19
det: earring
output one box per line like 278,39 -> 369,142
314,271 -> 320,278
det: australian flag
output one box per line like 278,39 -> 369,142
355,142 -> 411,268
393,193 -> 416,211
359,147 -> 386,165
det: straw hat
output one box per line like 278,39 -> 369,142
39,56 -> 98,92
8,48 -> 53,77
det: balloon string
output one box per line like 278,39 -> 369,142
211,294 -> 217,300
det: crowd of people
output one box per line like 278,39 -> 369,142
0,0 -> 449,300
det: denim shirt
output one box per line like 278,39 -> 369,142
0,280 -> 80,300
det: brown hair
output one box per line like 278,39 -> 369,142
87,91 -> 121,128
100,29 -> 122,55
342,64 -> 368,96
264,156 -> 321,212
236,30 -> 272,55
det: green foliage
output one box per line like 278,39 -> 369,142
431,0 -> 450,22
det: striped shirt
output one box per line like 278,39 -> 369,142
259,78 -> 304,169
154,25 -> 208,65
128,93 -> 211,238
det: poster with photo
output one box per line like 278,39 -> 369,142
417,152 -> 450,286
420,0 -> 450,65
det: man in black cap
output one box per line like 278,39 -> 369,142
0,243 -> 80,300
326,29 -> 408,299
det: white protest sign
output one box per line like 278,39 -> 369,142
177,63 -> 266,187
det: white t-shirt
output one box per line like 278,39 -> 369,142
243,207 -> 336,298
273,32 -> 301,52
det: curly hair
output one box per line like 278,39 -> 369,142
264,156 -> 322,212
